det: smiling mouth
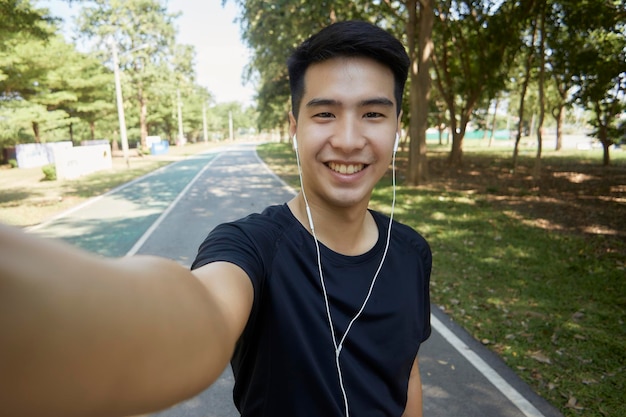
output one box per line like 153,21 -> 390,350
327,162 -> 366,174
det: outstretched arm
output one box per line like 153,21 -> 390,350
0,223 -> 253,417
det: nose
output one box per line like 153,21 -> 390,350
330,115 -> 366,153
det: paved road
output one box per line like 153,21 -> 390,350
32,143 -> 564,417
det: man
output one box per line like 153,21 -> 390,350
0,21 -> 431,417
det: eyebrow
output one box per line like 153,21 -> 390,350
305,97 -> 394,108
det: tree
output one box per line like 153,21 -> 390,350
58,52 -> 115,142
207,101 -> 255,140
533,1 -> 547,179
144,43 -> 202,143
0,0 -> 54,44
77,0 -> 180,149
230,0 -> 384,145
431,0 -> 537,167
405,0 -> 434,185
0,33 -> 86,142
544,1 -> 580,151
231,0 -> 438,184
175,84 -> 216,143
234,0 -> 334,143
565,0 -> 626,166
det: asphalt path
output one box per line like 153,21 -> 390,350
31,143 -> 564,417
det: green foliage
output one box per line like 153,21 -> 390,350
205,101 -> 257,139
1,0 -> 623,167
0,29 -> 113,145
431,0 -> 537,164
76,0 -> 185,148
233,0 -> 625,169
0,0 -> 55,43
561,0 -> 626,164
228,0 -> 380,131
8,159 -> 17,168
41,163 -> 56,181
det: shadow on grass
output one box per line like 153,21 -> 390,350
0,189 -> 44,205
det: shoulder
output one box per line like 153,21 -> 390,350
191,204 -> 295,271
371,210 -> 429,247
219,204 -> 295,243
370,210 -> 431,264
212,204 -> 292,241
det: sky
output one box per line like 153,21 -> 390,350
38,0 -> 255,105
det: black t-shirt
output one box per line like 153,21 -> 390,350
192,204 -> 431,417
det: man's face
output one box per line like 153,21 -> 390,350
290,56 -> 400,211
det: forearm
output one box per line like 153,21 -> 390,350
0,224 -> 232,417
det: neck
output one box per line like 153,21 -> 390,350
288,194 -> 378,256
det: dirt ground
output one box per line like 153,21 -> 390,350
423,151 -> 626,256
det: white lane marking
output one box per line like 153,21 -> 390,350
253,150 -> 299,196
125,152 -> 224,256
431,313 -> 547,417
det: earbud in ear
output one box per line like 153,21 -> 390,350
293,135 -> 298,151
394,133 -> 399,153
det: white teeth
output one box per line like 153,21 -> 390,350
328,162 -> 364,174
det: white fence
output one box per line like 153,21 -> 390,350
15,141 -> 113,180
54,144 -> 112,180
16,142 -> 73,169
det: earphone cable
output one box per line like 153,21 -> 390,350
293,136 -> 398,417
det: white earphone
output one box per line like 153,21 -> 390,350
292,131 -> 398,417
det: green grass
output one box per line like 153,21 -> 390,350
257,141 -> 626,417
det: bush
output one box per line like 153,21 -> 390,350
8,159 -> 17,168
42,164 -> 57,181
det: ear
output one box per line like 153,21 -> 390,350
395,111 -> 403,150
288,112 -> 297,139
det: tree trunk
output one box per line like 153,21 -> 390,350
512,17 -> 538,170
449,130 -> 464,166
32,122 -> 41,143
138,86 -> 148,150
398,0 -> 434,185
448,115 -> 466,166
489,96 -> 499,147
554,105 -> 564,151
406,0 -> 434,185
90,121 -> 96,140
407,0 -> 418,171
140,99 -> 148,150
602,142 -> 611,166
438,121 -> 443,145
597,121 -> 612,166
533,6 -> 546,181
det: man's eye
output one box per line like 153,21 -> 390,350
364,112 -> 384,118
315,112 -> 335,118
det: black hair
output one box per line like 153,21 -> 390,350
287,20 -> 409,120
